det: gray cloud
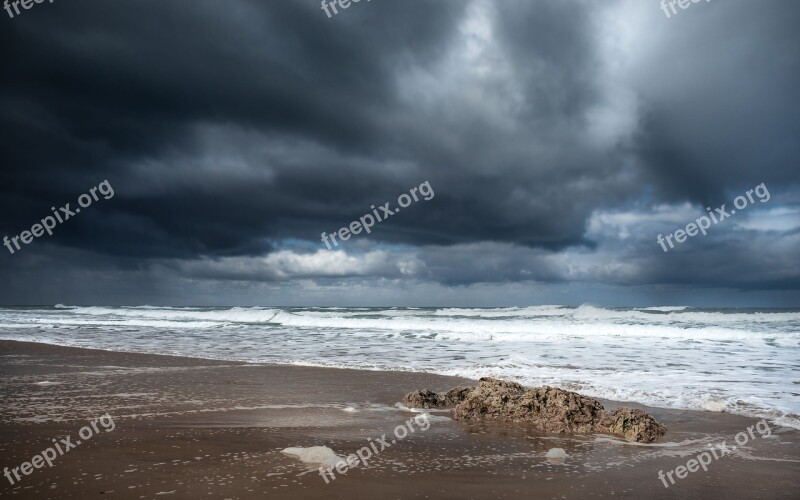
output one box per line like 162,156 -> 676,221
0,0 -> 798,305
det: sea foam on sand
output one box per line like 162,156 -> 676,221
702,400 -> 728,412
545,448 -> 568,464
282,446 -> 344,468
545,448 -> 568,459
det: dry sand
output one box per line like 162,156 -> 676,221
1,340 -> 798,499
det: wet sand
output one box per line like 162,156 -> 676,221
0,339 -> 798,499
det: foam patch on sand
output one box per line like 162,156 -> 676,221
545,447 -> 568,464
393,403 -> 452,423
394,402 -> 452,415
702,400 -> 728,412
771,416 -> 800,431
545,448 -> 567,459
281,446 -> 344,468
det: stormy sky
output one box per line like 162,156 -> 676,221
1,0 -> 798,307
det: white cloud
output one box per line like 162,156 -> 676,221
171,249 -> 424,281
585,203 -> 699,241
735,207 -> 800,232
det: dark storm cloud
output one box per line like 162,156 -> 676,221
0,0 -> 798,304
632,0 -> 800,203
1,0 -> 622,256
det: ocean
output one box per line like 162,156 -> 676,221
1,305 -> 798,428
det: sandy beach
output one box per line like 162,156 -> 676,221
1,340 -> 798,499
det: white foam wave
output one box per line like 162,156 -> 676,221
433,306 -> 571,317
15,305 -> 800,333
36,306 -> 282,324
1,305 -> 799,429
637,306 -> 689,312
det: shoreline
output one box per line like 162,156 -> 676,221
1,339 -> 799,498
3,337 -> 796,430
